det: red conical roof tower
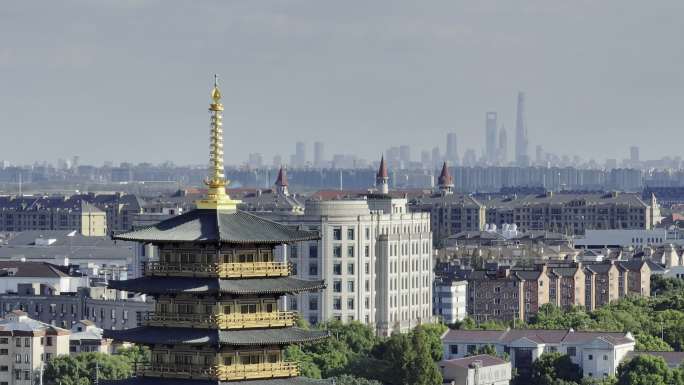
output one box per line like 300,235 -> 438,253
438,161 -> 454,195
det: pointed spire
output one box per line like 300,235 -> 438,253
377,155 -> 388,179
275,166 -> 289,196
275,167 -> 288,187
438,161 -> 454,195
376,155 -> 389,194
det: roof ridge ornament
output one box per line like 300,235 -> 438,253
196,75 -> 241,211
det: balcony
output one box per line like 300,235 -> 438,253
137,362 -> 299,381
143,311 -> 297,329
216,362 -> 299,381
137,364 -> 216,379
144,261 -> 290,278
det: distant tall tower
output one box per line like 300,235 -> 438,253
446,132 -> 459,165
314,141 -> 325,168
485,112 -> 498,164
630,146 -> 640,163
376,155 -> 389,194
431,146 -> 441,169
295,141 -> 306,168
515,92 -> 530,166
399,145 -> 411,168
498,125 -> 508,165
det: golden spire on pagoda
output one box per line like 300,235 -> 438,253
196,75 -> 241,210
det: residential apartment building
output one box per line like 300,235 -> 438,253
0,287 -> 153,330
465,260 -> 651,322
484,192 -> 660,236
0,197 -> 106,236
0,310 -> 70,385
69,320 -> 114,355
442,328 -> 635,379
434,279 -> 467,324
268,159 -> 434,335
410,163 -> 485,246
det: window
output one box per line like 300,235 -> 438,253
0,349 -> 7,355
450,345 -> 458,355
24,338 -> 30,347
309,244 -> 318,258
24,370 -> 30,380
364,263 -> 369,274
333,227 -> 342,240
0,338 -> 6,344
364,245 -> 370,258
0,365 -> 7,371
333,297 -> 342,310
588,354 -> 593,360
603,355 -> 608,361
15,354 -> 21,363
347,281 -> 355,292
15,340 -> 20,347
309,297 -> 318,311
347,228 -> 355,240
333,263 -> 342,275
467,345 -> 476,354
333,245 -> 342,258
347,263 -> 355,275
365,227 -> 370,240
347,246 -> 354,258
347,298 -> 355,310
333,280 -> 342,293
309,262 -> 318,276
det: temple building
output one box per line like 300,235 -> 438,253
103,77 -> 329,385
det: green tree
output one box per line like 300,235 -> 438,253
45,352 -> 133,385
406,328 -> 442,385
530,353 -> 582,385
116,345 -> 151,366
617,354 -> 682,385
634,333 -> 673,352
415,323 -> 448,361
284,345 -> 322,379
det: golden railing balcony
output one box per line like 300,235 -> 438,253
136,362 -> 299,381
216,312 -> 296,329
143,311 -> 297,329
144,261 -> 290,278
136,363 -> 216,379
216,362 -> 299,381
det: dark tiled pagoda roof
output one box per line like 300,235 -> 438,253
112,209 -> 319,244
104,326 -> 329,346
103,377 -> 332,385
108,276 -> 325,295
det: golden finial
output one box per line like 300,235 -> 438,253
211,74 -> 222,102
196,74 -> 240,211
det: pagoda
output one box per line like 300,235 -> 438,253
104,77 -> 329,385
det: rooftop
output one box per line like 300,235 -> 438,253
440,354 -> 508,369
442,328 -> 634,346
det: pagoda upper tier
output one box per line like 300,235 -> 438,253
113,209 -> 318,244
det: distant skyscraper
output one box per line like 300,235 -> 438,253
485,112 -> 498,164
630,146 -> 640,163
295,141 -> 306,168
535,145 -> 544,165
515,92 -> 530,166
498,125 -> 508,165
314,141 -> 325,168
446,132 -> 459,165
431,146 -> 441,169
399,145 -> 411,168
420,150 -> 431,169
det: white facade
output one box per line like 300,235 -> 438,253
439,355 -> 511,385
575,229 -> 669,248
442,329 -> 635,379
274,196 -> 433,336
434,280 -> 467,324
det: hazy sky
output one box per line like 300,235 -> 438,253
1,0 -> 683,166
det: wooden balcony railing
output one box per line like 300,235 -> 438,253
216,362 -> 299,381
136,362 -> 299,381
143,311 -> 297,329
144,261 -> 290,278
136,363 -> 216,379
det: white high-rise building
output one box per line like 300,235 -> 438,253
270,158 -> 434,336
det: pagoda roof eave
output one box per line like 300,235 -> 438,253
104,326 -> 329,346
112,209 -> 319,244
108,276 -> 325,296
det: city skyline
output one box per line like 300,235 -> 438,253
1,1 -> 683,166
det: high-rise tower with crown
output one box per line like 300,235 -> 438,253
103,77 -> 329,385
